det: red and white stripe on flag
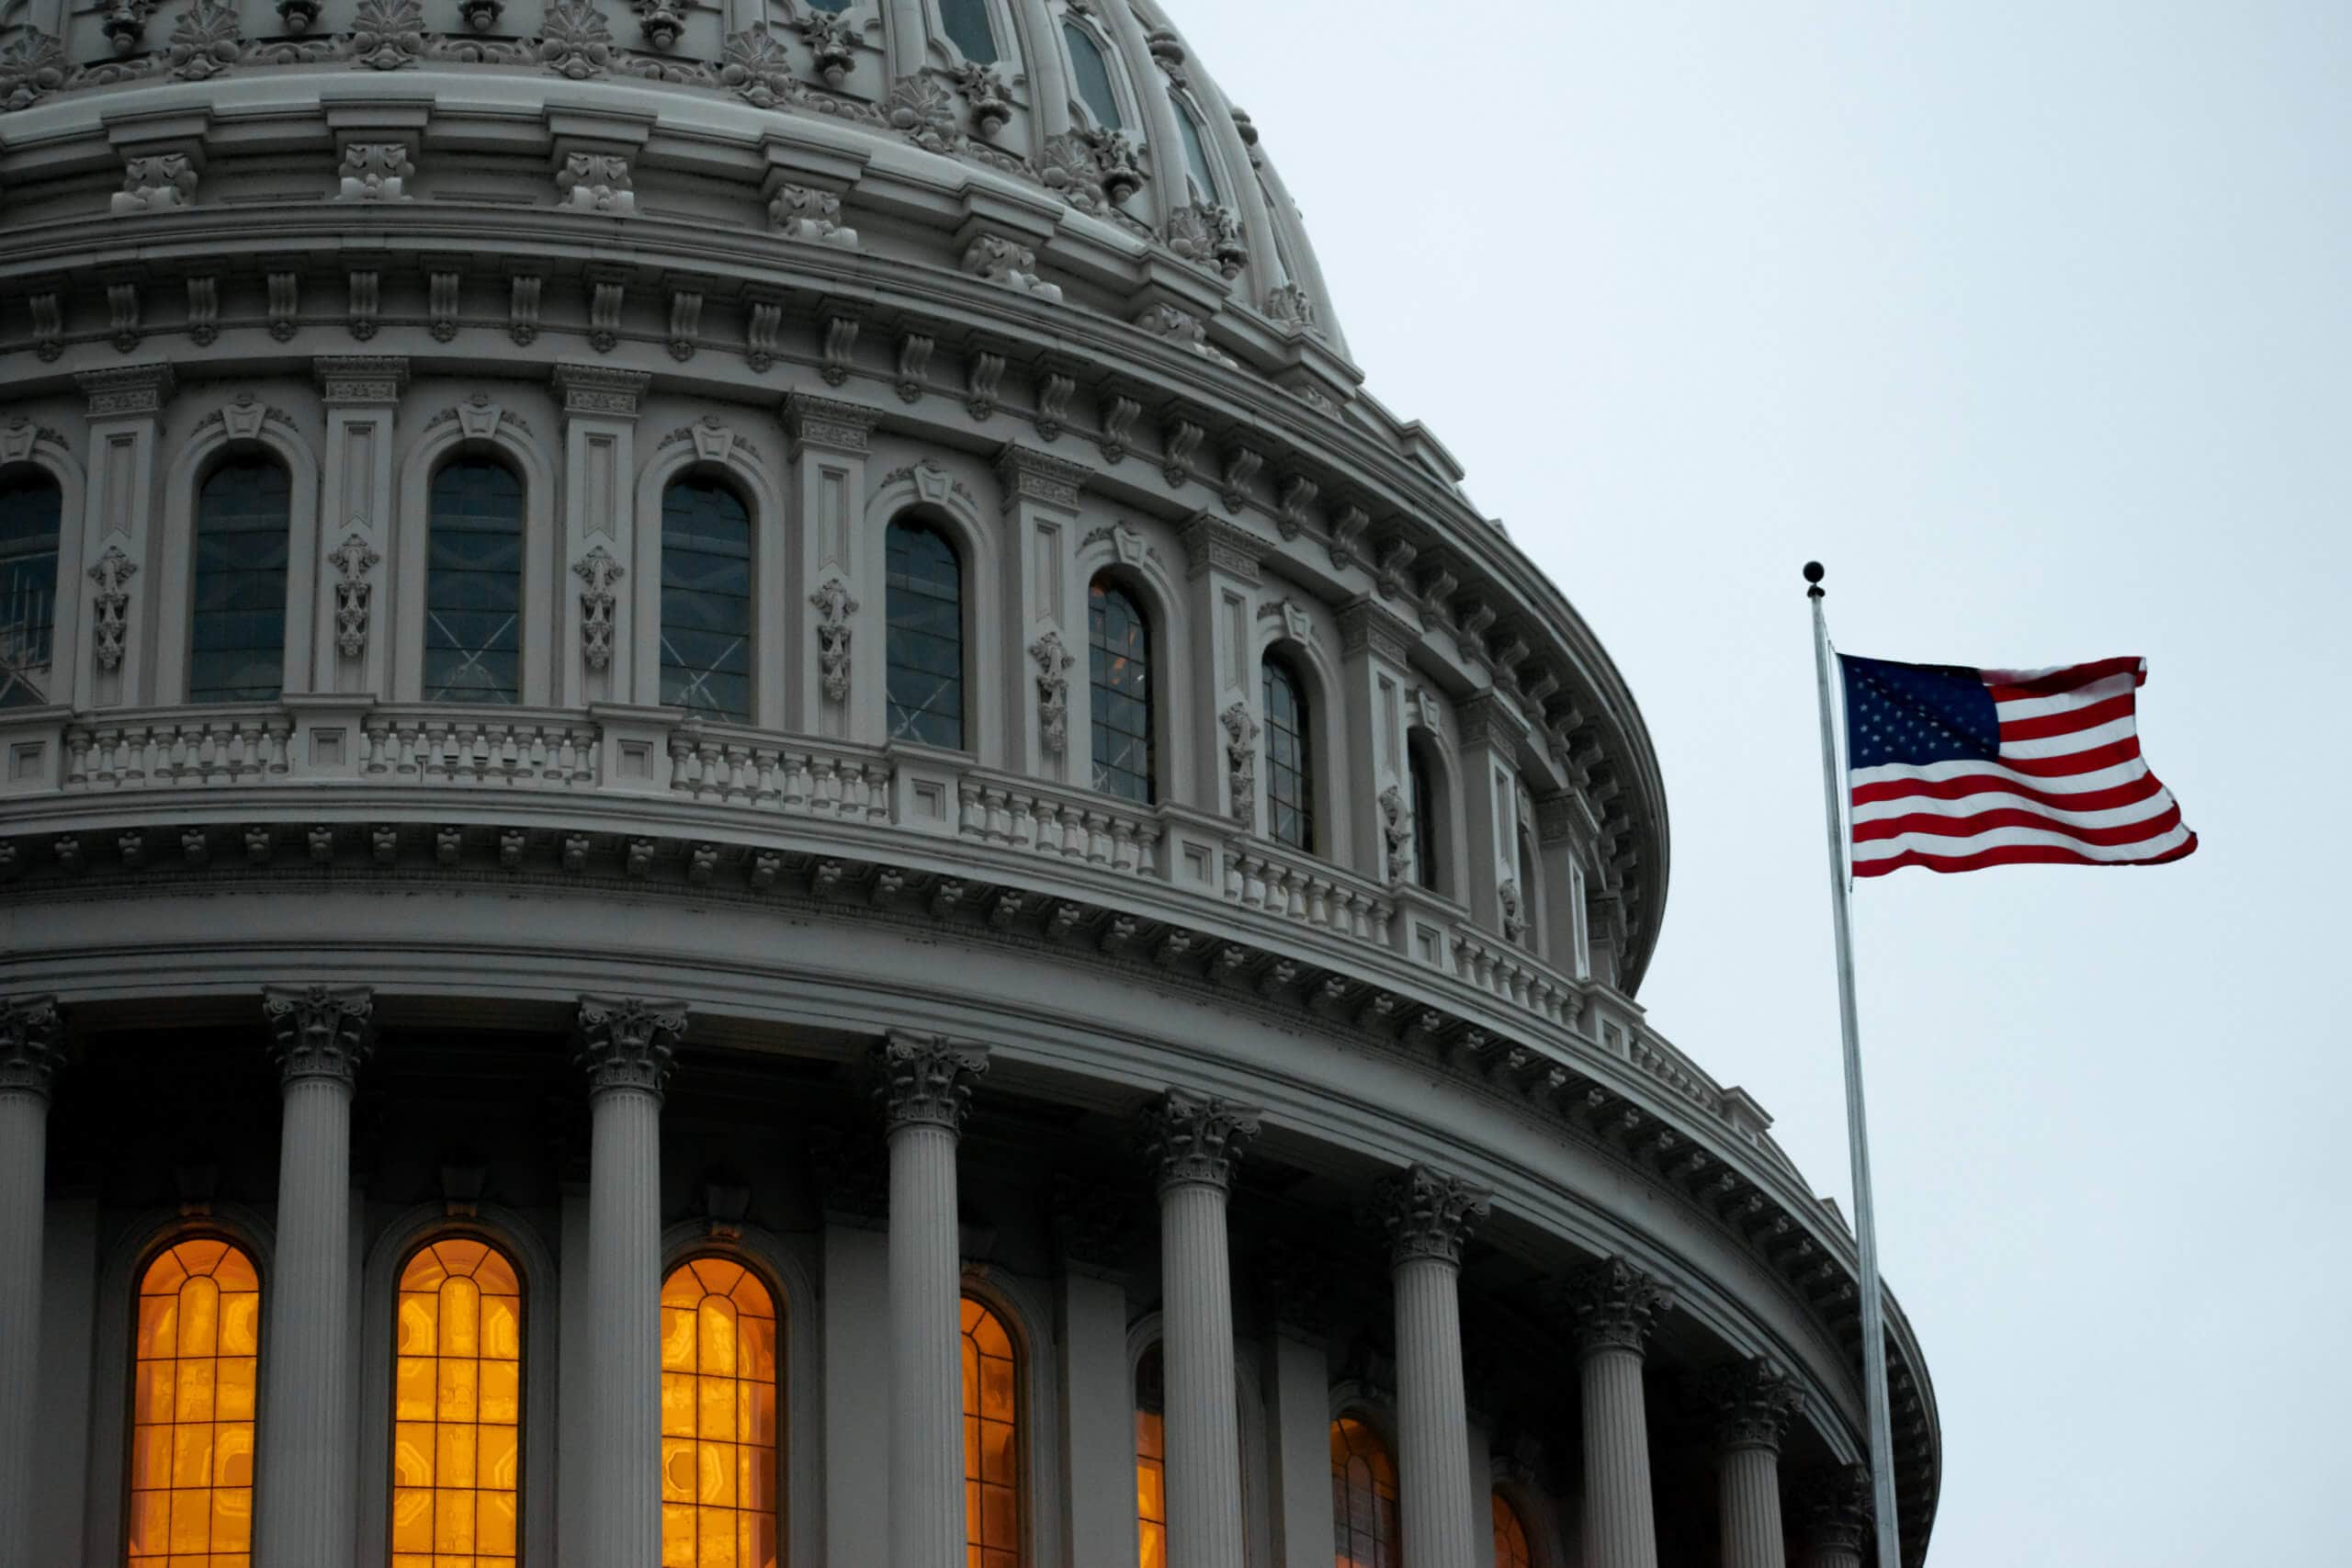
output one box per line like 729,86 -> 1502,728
1844,654 -> 2198,877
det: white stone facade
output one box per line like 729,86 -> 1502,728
0,1 -> 1936,1563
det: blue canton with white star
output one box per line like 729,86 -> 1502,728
1840,655 -> 2001,768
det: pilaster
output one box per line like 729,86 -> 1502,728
74,363 -> 172,707
1337,595 -> 1420,884
312,356 -> 407,695
996,442 -> 1090,780
551,365 -> 652,709
1455,693 -> 1528,943
1178,512 -> 1264,818
784,391 -> 876,739
0,997 -> 62,1568
1534,790 -> 1593,978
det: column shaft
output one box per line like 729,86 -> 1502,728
888,1121 -> 967,1568
1579,1346 -> 1659,1568
257,1076 -> 359,1564
1160,1179 -> 1245,1568
1395,1255 -> 1476,1568
1721,1445 -> 1787,1568
585,1083 -> 663,1568
0,1089 -> 48,1562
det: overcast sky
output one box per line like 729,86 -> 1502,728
1174,3 -> 2351,1562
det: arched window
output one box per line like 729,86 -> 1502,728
660,476 -> 753,721
188,457 -> 291,703
961,1295 -> 1019,1568
1089,577 -> 1152,803
1329,1416 -> 1397,1568
1492,1492 -> 1533,1568
661,1257 -> 781,1568
391,1237 -> 523,1566
886,517 -> 965,750
424,458 -> 525,705
1408,737 -> 1442,893
128,1238 -> 261,1563
1134,1344 -> 1165,1568
1064,22 -> 1122,129
1171,98 -> 1220,203
1261,653 -> 1314,852
940,0 -> 998,63
0,470 -> 62,708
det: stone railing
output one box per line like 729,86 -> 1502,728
1220,840 -> 1394,945
361,707 -> 601,787
955,772 -> 1162,880
1447,925 -> 1582,1031
63,705 -> 293,787
664,720 -> 893,822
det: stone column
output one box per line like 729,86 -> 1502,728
550,364 -> 651,710
1336,595 -> 1421,886
1709,1359 -> 1802,1568
783,391 -> 876,739
575,997 -> 686,1568
1142,1089 -> 1260,1568
311,356 -> 407,695
0,998 -> 63,1564
74,363 -> 175,708
1792,1466 -> 1871,1568
1177,513 -> 1266,818
994,443 -> 1090,781
1556,1258 -> 1674,1568
255,985 -> 374,1568
876,1032 -> 989,1568
1375,1164 -> 1492,1568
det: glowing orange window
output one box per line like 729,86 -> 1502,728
1329,1416 -> 1398,1568
1492,1492 -> 1533,1568
660,1257 -> 780,1568
1134,1346 -> 1165,1568
390,1237 -> 523,1568
961,1296 -> 1019,1568
127,1237 -> 261,1565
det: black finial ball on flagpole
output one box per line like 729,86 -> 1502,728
1804,560 -> 1826,599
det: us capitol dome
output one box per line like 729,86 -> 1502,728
0,2 -> 1939,1565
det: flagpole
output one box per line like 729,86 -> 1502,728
1804,561 -> 1904,1568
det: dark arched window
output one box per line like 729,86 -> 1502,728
660,476 -> 752,721
424,458 -> 525,705
1329,1416 -> 1398,1568
188,457 -> 290,703
886,518 -> 965,750
0,470 -> 62,708
1065,22 -> 1122,129
1408,737 -> 1442,893
1261,653 -> 1314,852
1171,99 -> 1219,202
940,0 -> 998,63
1088,578 -> 1152,803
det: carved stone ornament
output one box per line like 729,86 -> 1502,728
1220,700 -> 1259,828
1498,877 -> 1529,944
86,545 -> 137,671
1555,1257 -> 1674,1357
885,73 -> 960,154
100,0 -> 157,56
633,0 -> 684,51
166,0 -> 243,80
0,31 -> 68,113
1379,784 -> 1409,884
960,234 -> 1063,303
262,985 -> 376,1086
795,6 -> 858,86
575,996 -> 686,1097
1374,1163 -> 1492,1268
808,577 -> 858,702
112,152 -> 198,213
0,996 -> 66,1098
1262,282 -> 1317,331
350,0 -> 424,70
1793,1465 -> 1871,1554
718,24 -> 798,109
1164,202 -> 1247,279
1029,630 -> 1076,755
572,546 -> 625,671
1132,303 -> 1236,368
538,0 -> 615,80
1140,1087 -> 1261,1192
337,141 -> 414,201
874,1031 -> 989,1134
769,182 -> 857,247
328,534 -> 382,658
955,62 -> 1012,138
1707,1357 -> 1804,1454
557,150 -> 634,213
1086,127 -> 1145,204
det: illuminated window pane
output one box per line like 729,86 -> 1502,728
189,457 -> 291,703
660,1258 -> 780,1568
128,1239 -> 260,1563
1262,655 -> 1315,852
1088,579 -> 1153,804
1328,1417 -> 1397,1568
661,477 -> 752,721
886,519 -> 965,750
1134,1345 -> 1165,1568
1492,1492 -> 1532,1568
960,1297 -> 1019,1567
391,1237 -> 523,1568
424,458 -> 525,704
0,470 -> 62,707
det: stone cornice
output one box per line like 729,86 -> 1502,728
314,355 -> 409,406
1178,511 -> 1265,586
783,389 -> 875,457
76,362 -> 175,418
1335,594 -> 1418,667
550,362 -> 652,420
993,442 -> 1091,514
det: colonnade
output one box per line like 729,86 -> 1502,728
0,989 -> 1867,1568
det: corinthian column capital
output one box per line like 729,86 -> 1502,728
0,997 -> 65,1098
262,986 -> 375,1086
1707,1356 -> 1804,1454
1374,1163 -> 1491,1268
575,996 -> 686,1098
874,1032 -> 989,1134
1554,1257 -> 1675,1358
1793,1464 -> 1871,1554
1141,1087 -> 1261,1192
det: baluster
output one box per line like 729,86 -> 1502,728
1110,819 -> 1136,874
266,719 -> 292,776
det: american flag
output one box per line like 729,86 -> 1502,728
1841,654 -> 2197,877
